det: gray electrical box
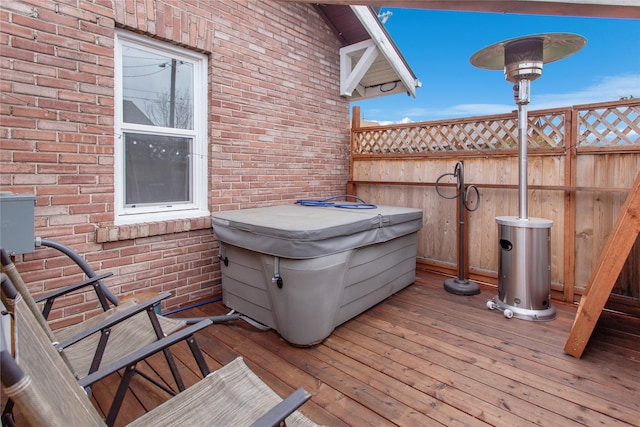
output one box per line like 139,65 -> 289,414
0,192 -> 35,255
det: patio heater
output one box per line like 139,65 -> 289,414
470,33 -> 585,320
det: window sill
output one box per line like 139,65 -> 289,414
96,216 -> 212,243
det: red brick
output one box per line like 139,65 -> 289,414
78,82 -> 112,96
10,12 -> 56,34
37,164 -> 80,174
1,21 -> 35,39
36,186 -> 78,196
88,212 -> 112,224
35,31 -> 80,50
0,45 -> 36,63
57,111 -> 98,125
34,53 -> 78,70
58,70 -> 97,86
37,120 -> 79,132
57,174 -> 98,185
57,154 -> 96,165
56,46 -> 98,64
1,115 -> 37,128
11,129 -> 57,141
12,36 -> 55,55
12,59 -> 56,78
35,7 -> 85,29
51,195 -> 91,206
79,35 -> 113,55
58,133 -> 99,144
79,19 -> 114,38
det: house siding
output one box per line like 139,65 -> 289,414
1,0 -> 350,328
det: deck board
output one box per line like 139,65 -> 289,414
88,270 -> 639,426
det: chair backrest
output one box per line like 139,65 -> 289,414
0,248 -> 91,377
0,248 -> 56,341
0,274 -> 105,426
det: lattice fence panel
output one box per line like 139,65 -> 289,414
353,112 -> 567,155
578,104 -> 640,147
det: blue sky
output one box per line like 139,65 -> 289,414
352,9 -> 640,124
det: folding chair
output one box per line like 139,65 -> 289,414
0,274 -> 317,426
0,248 -> 224,424
2,248 -> 195,374
0,247 -> 236,380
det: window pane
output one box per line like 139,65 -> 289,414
124,133 -> 192,206
122,45 -> 194,129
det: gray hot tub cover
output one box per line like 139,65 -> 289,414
212,204 -> 423,259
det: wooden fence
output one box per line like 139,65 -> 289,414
349,98 -> 640,314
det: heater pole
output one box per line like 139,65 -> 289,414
516,80 -> 531,220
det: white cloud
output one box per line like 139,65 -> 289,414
531,74 -> 640,109
439,74 -> 640,119
436,103 -> 515,118
369,116 -> 415,126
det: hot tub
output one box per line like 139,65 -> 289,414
212,204 -> 423,346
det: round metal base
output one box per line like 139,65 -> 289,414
444,278 -> 481,296
487,295 -> 556,321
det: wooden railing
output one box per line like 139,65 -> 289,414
349,98 -> 640,314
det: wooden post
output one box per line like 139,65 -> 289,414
351,105 -> 361,130
564,171 -> 640,358
349,106 -> 359,187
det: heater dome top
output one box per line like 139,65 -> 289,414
470,33 -> 586,71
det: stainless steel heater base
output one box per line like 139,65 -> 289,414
490,216 -> 556,321
487,295 -> 557,321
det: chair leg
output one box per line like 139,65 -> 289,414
186,335 -> 210,377
105,364 -> 136,427
161,347 -> 186,391
88,327 -> 111,374
145,308 -> 186,391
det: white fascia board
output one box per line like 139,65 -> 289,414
350,5 -> 420,98
340,39 -> 379,97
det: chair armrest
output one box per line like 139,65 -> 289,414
35,272 -> 115,318
34,272 -> 114,303
250,388 -> 312,427
55,292 -> 171,349
77,319 -> 213,388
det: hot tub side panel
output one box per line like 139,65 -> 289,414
220,232 -> 419,346
220,243 -> 277,329
262,252 -> 351,345
220,242 -> 350,345
336,232 -> 418,326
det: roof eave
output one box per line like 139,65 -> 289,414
348,6 -> 421,99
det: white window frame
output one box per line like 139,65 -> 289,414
114,30 -> 209,226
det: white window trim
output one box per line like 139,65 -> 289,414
114,30 -> 209,226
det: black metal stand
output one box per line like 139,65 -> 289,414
436,161 -> 481,296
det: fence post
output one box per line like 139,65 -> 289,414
563,106 -> 578,302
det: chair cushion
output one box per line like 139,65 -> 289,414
129,357 -> 318,427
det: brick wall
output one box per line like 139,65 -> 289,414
0,0 -> 350,329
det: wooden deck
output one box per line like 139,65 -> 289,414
91,270 -> 640,426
